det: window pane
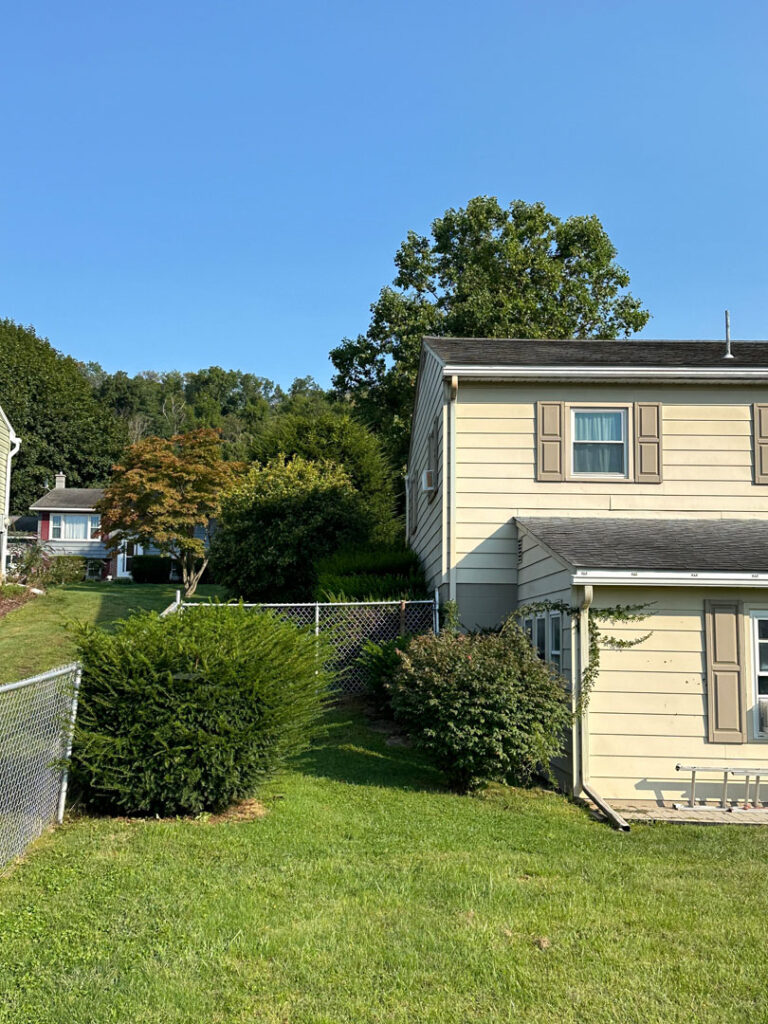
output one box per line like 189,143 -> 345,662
573,443 -> 625,474
759,643 -> 768,672
536,618 -> 546,659
63,515 -> 89,540
759,619 -> 768,640
550,615 -> 561,653
758,676 -> 768,696
574,411 -> 623,442
51,515 -> 61,539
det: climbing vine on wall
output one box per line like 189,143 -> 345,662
506,599 -> 651,715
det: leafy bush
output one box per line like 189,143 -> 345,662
315,545 -> 427,600
48,555 -> 86,585
70,606 -> 332,816
131,554 -> 173,584
210,456 -> 374,600
390,619 -> 572,793
358,635 -> 412,711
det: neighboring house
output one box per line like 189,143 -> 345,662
30,474 -> 137,578
0,403 -> 21,579
406,337 -> 768,804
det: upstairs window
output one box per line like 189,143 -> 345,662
50,514 -> 101,540
571,408 -> 628,477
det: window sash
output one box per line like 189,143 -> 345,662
50,514 -> 101,541
571,408 -> 628,477
750,613 -> 768,736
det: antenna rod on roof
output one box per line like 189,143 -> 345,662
724,310 -> 734,359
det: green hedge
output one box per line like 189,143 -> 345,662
315,546 -> 427,600
48,556 -> 86,584
130,555 -> 173,584
70,606 -> 332,816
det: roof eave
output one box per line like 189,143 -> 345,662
572,569 -> 768,588
442,365 -> 768,382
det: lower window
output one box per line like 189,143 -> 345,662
751,613 -> 768,735
523,612 -> 562,670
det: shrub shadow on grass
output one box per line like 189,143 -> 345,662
296,705 -> 444,793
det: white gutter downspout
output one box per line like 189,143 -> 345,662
1,430 -> 21,581
576,584 -> 630,832
448,375 -> 458,601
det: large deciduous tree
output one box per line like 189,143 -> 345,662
97,429 -> 233,596
331,196 -> 650,465
0,319 -> 127,512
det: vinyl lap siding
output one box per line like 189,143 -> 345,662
516,532 -> 574,790
409,348 -> 445,590
0,419 -> 9,519
588,586 -> 768,802
455,382 -> 768,586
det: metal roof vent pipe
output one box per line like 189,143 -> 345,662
724,310 -> 734,359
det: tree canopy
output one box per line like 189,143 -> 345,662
331,196 -> 650,465
97,428 -> 233,596
0,319 -> 127,513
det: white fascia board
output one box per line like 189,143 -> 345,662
443,365 -> 768,383
29,506 -> 100,513
571,569 -> 768,588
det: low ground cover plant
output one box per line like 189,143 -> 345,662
71,606 -> 331,816
390,618 -> 572,792
315,545 -> 427,600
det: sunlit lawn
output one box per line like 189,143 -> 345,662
1,703 -> 767,1024
0,581 -> 227,683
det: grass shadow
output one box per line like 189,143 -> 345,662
296,703 -> 445,793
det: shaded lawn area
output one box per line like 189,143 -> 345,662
0,582 -> 228,683
1,705 -> 768,1023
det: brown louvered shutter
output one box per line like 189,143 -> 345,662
753,404 -> 768,484
634,403 -> 662,483
536,402 -> 564,481
704,600 -> 747,744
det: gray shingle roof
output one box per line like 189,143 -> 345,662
30,487 -> 105,511
516,517 -> 768,573
425,337 -> 768,369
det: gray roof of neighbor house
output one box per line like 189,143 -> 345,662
9,514 -> 38,535
516,517 -> 768,574
30,488 -> 105,512
425,337 -> 768,369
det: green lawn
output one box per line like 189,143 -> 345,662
1,704 -> 767,1023
0,582 -> 227,683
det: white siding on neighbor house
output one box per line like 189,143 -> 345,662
516,531 -> 574,790
454,382 -> 768,587
408,347 -> 445,590
587,585 -> 768,803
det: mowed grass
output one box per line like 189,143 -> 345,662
2,704 -> 768,1024
0,582 -> 228,682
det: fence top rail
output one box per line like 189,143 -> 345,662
179,599 -> 436,609
0,662 -> 81,696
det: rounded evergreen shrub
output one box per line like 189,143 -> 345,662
390,619 -> 572,793
70,606 -> 331,816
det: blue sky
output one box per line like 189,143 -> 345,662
1,1 -> 766,386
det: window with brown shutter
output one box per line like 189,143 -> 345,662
536,402 -> 565,482
634,402 -> 663,483
753,404 -> 768,484
704,600 -> 747,744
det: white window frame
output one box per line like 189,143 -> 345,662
549,611 -> 562,671
570,406 -> 630,480
750,610 -> 768,738
523,612 -> 563,670
49,513 -> 101,541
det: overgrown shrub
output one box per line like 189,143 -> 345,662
70,606 -> 332,816
131,554 -> 173,584
390,619 -> 572,793
48,555 -> 86,585
210,456 -> 374,600
315,545 -> 427,600
358,635 -> 412,711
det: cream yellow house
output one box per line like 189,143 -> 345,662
406,337 -> 768,805
0,402 -> 21,579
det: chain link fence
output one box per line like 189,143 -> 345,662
0,664 -> 80,870
179,598 -> 439,694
